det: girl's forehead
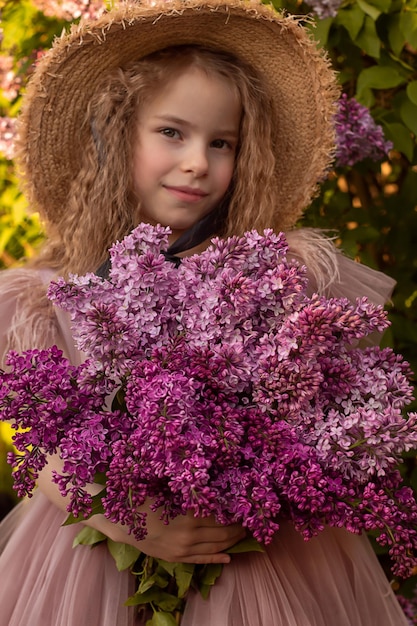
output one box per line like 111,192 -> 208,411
139,66 -> 242,131
142,61 -> 241,104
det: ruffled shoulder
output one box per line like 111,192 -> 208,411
287,228 -> 396,305
0,268 -> 78,367
325,253 -> 395,306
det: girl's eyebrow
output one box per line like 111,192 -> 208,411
153,114 -> 239,138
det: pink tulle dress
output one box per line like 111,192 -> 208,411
0,250 -> 409,626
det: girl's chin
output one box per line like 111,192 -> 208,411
138,214 -> 210,240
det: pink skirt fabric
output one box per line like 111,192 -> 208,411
0,491 -> 408,626
183,523 -> 408,626
0,491 -> 142,626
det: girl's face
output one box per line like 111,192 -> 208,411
132,66 -> 241,241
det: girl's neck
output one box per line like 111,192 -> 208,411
176,238 -> 212,257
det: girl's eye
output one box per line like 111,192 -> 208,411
160,128 -> 180,139
211,138 -> 233,150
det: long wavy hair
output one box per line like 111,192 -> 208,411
32,45 -> 278,275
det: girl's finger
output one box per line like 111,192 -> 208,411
185,526 -> 246,547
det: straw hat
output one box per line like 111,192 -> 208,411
17,0 -> 339,230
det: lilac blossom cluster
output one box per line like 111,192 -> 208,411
304,0 -> 343,19
31,0 -> 105,20
0,50 -> 44,159
1,224 -> 417,576
0,117 -> 16,160
397,592 -> 417,626
335,94 -> 393,167
0,55 -> 22,102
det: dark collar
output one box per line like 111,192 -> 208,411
96,203 -> 227,278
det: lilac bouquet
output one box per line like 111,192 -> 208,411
1,224 -> 417,616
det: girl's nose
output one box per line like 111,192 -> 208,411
181,143 -> 209,176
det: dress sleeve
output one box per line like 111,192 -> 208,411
0,268 -> 79,367
323,253 -> 396,306
286,228 -> 396,305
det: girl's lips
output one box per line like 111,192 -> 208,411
164,185 -> 208,202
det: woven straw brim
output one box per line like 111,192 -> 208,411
16,0 -> 339,230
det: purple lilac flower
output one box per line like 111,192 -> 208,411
397,591 -> 417,625
335,94 -> 393,167
0,116 -> 17,159
304,0 -> 343,19
0,346 -> 105,496
2,224 -> 417,577
31,0 -> 105,21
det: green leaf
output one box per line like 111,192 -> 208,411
190,563 -> 221,599
125,589 -> 181,611
407,81 -> 417,105
345,225 -> 381,244
72,526 -> 107,548
93,471 -> 107,485
226,536 -> 265,553
138,571 -> 169,594
198,583 -> 211,600
410,467 -> 417,493
307,16 -> 333,47
388,312 -> 417,344
156,591 -> 181,611
400,98 -> 417,135
399,10 -> 417,49
357,0 -> 381,21
366,0 -> 392,11
1,0 -> 38,50
202,563 -> 223,584
112,386 -> 127,412
0,226 -> 15,254
125,589 -> 155,607
63,512 -> 89,526
356,86 -> 375,108
174,563 -> 195,598
336,4 -> 365,40
382,122 -> 414,160
156,559 -> 176,576
388,14 -> 405,56
355,16 -> 381,58
62,491 -> 105,525
107,539 -> 141,571
356,65 -> 405,97
149,612 -> 178,626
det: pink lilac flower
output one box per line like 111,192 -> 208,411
0,116 -> 17,159
1,224 -> 417,577
335,94 -> 393,167
0,55 -> 22,101
397,591 -> 417,625
304,0 -> 343,19
31,0 -> 105,20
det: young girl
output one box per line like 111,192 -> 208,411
0,0 -> 409,624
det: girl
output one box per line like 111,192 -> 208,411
0,0 -> 408,624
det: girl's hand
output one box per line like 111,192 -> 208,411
37,455 -> 245,564
110,505 -> 247,564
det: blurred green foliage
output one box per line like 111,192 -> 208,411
0,0 -> 417,596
